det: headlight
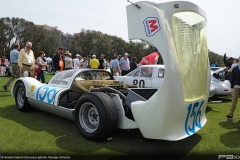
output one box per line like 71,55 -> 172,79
23,71 -> 29,77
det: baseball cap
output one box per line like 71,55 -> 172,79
153,47 -> 158,51
76,54 -> 80,57
92,55 -> 96,58
228,57 -> 233,61
100,54 -> 105,57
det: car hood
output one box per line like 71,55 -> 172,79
212,67 -> 226,74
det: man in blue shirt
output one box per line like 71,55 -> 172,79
111,55 -> 120,76
119,53 -> 130,76
3,43 -> 20,91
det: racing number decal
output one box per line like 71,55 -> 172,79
36,86 -> 58,104
133,79 -> 145,88
185,100 -> 204,136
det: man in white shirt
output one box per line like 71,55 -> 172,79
73,54 -> 80,69
18,42 -> 35,77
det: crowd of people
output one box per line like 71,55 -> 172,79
2,41 -> 240,120
1,42 -> 161,91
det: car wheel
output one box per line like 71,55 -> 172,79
75,92 -> 118,141
15,83 -> 31,112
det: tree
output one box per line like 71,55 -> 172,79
0,17 -> 34,58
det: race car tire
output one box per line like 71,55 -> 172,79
15,83 -> 31,112
75,92 -> 118,141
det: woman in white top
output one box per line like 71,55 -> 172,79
73,54 -> 80,69
81,57 -> 88,68
64,51 -> 73,70
36,51 -> 47,83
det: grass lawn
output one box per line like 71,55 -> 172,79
0,74 -> 240,159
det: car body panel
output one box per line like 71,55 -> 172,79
210,67 -> 221,72
114,65 -> 164,88
127,1 -> 210,140
11,69 -> 136,127
211,67 -> 232,96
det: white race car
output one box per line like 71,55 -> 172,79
211,67 -> 232,97
11,1 -> 210,142
114,65 -> 164,88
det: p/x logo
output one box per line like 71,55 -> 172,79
143,17 -> 161,37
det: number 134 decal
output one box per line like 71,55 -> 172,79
185,100 -> 204,136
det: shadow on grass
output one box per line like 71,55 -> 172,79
219,120 -> 239,129
208,97 -> 232,103
0,104 -> 202,158
220,128 -> 240,148
205,106 -> 219,114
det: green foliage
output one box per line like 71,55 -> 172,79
209,50 -> 224,66
0,17 -> 227,65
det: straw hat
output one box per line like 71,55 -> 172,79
64,51 -> 71,56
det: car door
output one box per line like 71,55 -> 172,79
151,68 -> 165,88
124,66 -> 153,88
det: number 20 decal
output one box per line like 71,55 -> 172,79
185,100 -> 204,136
133,79 -> 145,88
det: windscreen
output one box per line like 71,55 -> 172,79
172,11 -> 208,102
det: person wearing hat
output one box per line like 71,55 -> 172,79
90,55 -> 99,69
64,51 -> 73,70
223,53 -> 234,80
73,54 -> 80,69
223,53 -> 233,68
139,47 -> 160,65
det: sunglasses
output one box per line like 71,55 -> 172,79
59,52 -> 63,54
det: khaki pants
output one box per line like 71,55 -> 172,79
4,64 -> 20,87
20,65 -> 34,77
229,88 -> 240,116
112,68 -> 119,76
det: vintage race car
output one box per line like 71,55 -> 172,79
11,69 -> 137,141
114,65 -> 164,88
211,67 -> 232,97
12,1 -> 210,142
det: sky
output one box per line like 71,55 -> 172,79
1,0 -> 240,58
